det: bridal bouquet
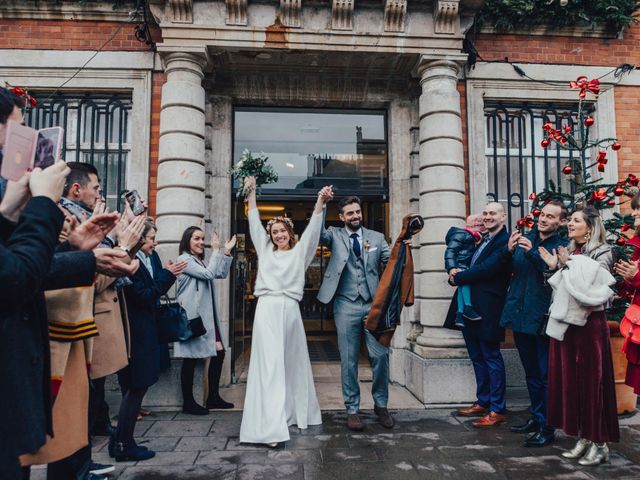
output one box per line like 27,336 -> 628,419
230,149 -> 278,197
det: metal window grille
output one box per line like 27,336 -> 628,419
25,94 -> 133,211
484,103 -> 589,229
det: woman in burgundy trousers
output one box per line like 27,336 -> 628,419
613,193 -> 640,396
540,206 -> 619,466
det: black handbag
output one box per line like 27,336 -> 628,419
156,295 -> 207,343
187,316 -> 207,339
157,296 -> 189,343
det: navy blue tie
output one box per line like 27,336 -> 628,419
351,233 -> 361,258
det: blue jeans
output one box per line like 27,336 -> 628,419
462,328 -> 506,413
514,331 -> 551,428
334,296 -> 389,414
456,285 -> 473,313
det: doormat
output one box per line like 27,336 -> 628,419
307,340 -> 340,362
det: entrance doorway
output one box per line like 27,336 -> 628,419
229,107 -> 390,382
230,199 -> 388,381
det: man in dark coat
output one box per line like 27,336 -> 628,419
500,200 -> 568,447
445,202 -> 511,427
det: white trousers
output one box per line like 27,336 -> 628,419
240,295 -> 322,444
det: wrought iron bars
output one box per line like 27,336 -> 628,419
484,103 -> 584,229
25,94 -> 132,211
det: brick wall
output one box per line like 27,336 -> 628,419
147,72 -> 167,218
614,86 -> 640,201
0,19 -> 157,51
474,24 -> 640,67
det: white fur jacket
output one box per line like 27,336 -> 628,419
546,249 -> 616,341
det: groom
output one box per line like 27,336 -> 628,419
318,194 -> 392,431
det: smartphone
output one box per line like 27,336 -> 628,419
1,121 -> 63,181
34,127 -> 63,170
1,121 -> 36,181
123,189 -> 145,216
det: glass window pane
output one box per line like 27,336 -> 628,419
233,108 -> 388,196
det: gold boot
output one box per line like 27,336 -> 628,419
578,443 -> 609,466
561,438 -> 592,459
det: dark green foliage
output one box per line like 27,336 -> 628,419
477,0 -> 640,34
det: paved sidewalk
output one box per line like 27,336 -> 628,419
32,408 -> 640,479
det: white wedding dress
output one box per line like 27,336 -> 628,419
239,208 -> 323,444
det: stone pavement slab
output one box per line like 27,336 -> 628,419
28,409 -> 640,480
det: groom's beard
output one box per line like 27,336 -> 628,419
345,219 -> 361,232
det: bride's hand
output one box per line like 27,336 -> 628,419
244,176 -> 256,192
318,185 -> 333,204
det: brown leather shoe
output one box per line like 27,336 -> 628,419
456,403 -> 489,417
472,411 -> 507,428
374,406 -> 394,429
347,413 -> 364,431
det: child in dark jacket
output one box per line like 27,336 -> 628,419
445,214 -> 485,326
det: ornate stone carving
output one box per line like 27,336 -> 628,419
165,0 -> 193,24
225,0 -> 248,26
279,0 -> 302,28
434,0 -> 460,35
331,0 -> 354,31
384,0 -> 407,32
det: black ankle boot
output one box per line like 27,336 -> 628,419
206,396 -> 234,410
182,399 -> 209,415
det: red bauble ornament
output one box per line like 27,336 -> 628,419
526,220 -> 535,228
628,174 -> 639,187
516,219 -> 526,229
616,237 -> 627,246
612,142 -> 622,151
525,214 -> 533,221
607,200 -> 616,206
622,224 -> 631,232
541,139 -> 550,148
592,188 -> 607,202
529,192 -> 538,201
584,117 -> 594,127
562,165 -> 573,175
614,186 -> 625,196
532,208 -> 541,217
597,162 -> 605,172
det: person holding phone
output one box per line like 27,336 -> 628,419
174,227 -> 236,414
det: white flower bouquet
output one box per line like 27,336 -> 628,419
230,149 -> 278,197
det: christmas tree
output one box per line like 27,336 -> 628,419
516,76 -> 638,321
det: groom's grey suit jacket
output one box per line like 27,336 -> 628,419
317,209 -> 390,305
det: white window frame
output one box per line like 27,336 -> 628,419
467,63 -> 620,217
0,49 -> 154,201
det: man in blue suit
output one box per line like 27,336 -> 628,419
318,195 -> 391,432
447,202 -> 511,427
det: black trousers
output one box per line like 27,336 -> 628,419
46,445 -> 91,480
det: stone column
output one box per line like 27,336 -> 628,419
155,52 -> 208,262
403,58 -> 479,404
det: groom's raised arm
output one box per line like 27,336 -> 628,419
319,205 -> 333,248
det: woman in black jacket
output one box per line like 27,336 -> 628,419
113,220 -> 186,462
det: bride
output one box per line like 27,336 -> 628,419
239,176 -> 332,446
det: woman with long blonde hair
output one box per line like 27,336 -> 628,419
539,205 -> 619,466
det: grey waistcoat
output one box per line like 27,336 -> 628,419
336,247 -> 371,302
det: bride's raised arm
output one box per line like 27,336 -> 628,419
245,176 -> 269,257
299,186 -> 332,268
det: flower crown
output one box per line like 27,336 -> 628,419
267,216 -> 294,232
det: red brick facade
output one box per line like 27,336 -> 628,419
148,72 -> 167,218
3,17 -> 638,213
0,20 -> 153,51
